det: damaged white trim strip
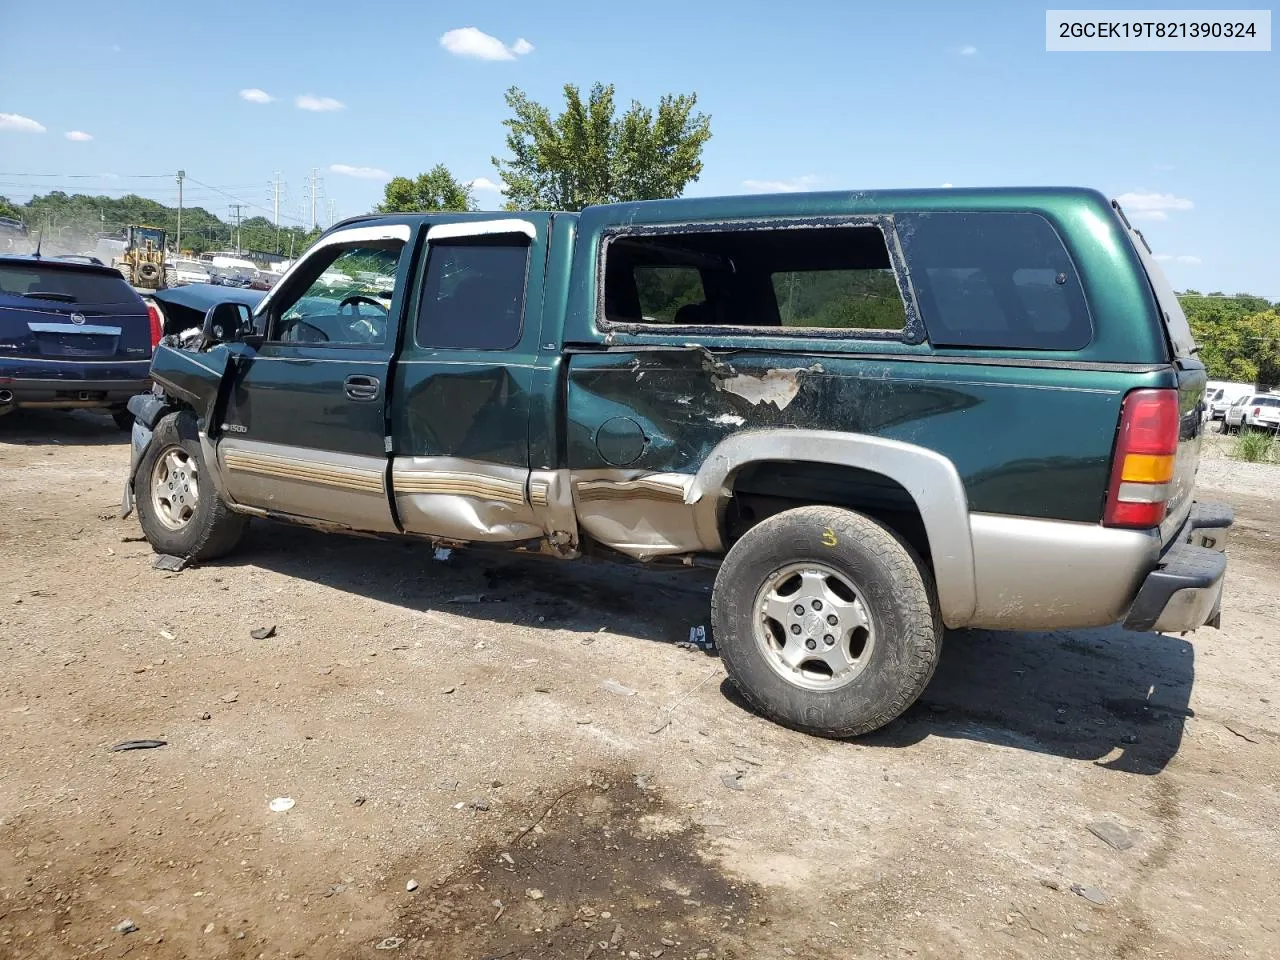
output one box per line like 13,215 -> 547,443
427,219 -> 536,241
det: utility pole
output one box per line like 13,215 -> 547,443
227,203 -> 245,254
306,167 -> 320,230
326,199 -> 337,229
176,169 -> 185,254
268,171 -> 284,253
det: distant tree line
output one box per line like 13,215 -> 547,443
0,191 -> 322,258
1180,292 -> 1280,385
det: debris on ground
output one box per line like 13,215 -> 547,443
115,920 -> 138,935
687,624 -> 713,648
1224,723 -> 1260,743
1070,884 -> 1108,905
152,554 -> 188,572
109,739 -> 167,752
220,690 -> 239,703
526,887 -> 544,900
405,879 -> 419,892
469,799 -> 491,811
441,685 -> 456,695
269,797 -> 295,813
603,678 -> 638,697
433,547 -> 452,561
446,594 -> 486,604
158,629 -> 176,641
721,772 -> 745,791
1087,821 -> 1136,851
198,712 -> 211,721
250,625 -> 277,640
374,937 -> 404,950
353,796 -> 367,807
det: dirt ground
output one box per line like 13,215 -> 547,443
1,411 -> 1277,960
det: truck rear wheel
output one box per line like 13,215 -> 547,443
135,411 -> 248,561
711,505 -> 941,738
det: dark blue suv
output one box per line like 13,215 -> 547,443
0,254 -> 159,428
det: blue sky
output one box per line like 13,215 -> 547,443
1,0 -> 1275,296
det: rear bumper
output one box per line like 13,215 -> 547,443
1123,501 -> 1233,633
0,362 -> 152,409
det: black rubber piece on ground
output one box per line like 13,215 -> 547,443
135,410 -> 248,561
711,504 -> 942,739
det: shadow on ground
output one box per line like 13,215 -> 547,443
0,408 -> 128,446
858,625 -> 1193,775
230,520 -> 717,650
227,522 -> 1192,774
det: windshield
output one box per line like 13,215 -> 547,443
135,228 -> 165,249
0,264 -> 138,304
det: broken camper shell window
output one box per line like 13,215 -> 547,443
599,220 -> 915,340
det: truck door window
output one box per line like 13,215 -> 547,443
270,243 -> 404,345
416,238 -> 531,350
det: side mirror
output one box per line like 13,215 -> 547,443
201,301 -> 253,347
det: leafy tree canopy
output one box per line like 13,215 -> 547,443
493,82 -> 711,211
377,165 -> 474,213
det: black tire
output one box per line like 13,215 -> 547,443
111,409 -> 134,431
135,410 -> 248,561
711,505 -> 941,738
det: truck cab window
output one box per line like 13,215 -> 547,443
416,238 -> 531,350
270,243 -> 404,345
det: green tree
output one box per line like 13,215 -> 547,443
377,165 -> 474,213
493,82 -> 711,211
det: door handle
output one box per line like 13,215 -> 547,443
344,375 -> 380,401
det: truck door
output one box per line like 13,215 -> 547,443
213,223 -> 416,532
388,217 -> 549,542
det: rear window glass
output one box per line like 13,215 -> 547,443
0,264 -> 136,304
1255,397 -> 1280,408
897,212 -> 1092,350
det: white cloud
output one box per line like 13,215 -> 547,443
440,26 -> 534,61
239,88 -> 275,104
296,94 -> 345,112
742,175 -> 821,193
940,182 -> 954,188
468,176 -> 506,192
1153,254 -> 1172,262
329,164 -> 390,180
0,113 -> 46,133
1176,255 -> 1202,265
959,45 -> 979,55
64,130 -> 93,141
1117,190 -> 1194,222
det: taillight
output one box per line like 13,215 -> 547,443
147,303 -> 163,350
1104,388 -> 1179,529
1253,406 -> 1262,417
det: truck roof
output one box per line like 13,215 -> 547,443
328,186 -> 1112,234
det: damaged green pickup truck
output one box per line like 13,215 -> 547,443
122,187 -> 1232,738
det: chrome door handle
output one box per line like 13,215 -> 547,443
344,375 -> 380,401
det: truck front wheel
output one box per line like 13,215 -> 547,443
711,505 -> 941,738
135,411 -> 248,561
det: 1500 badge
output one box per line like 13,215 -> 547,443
221,423 -> 247,434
